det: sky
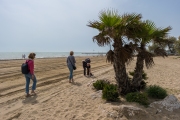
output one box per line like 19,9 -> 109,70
0,0 -> 180,52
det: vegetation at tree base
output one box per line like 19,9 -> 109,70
102,84 -> 119,102
129,70 -> 148,80
88,9 -> 172,95
129,70 -> 148,90
139,81 -> 147,90
146,85 -> 167,99
93,80 -> 119,102
93,80 -> 110,90
92,79 -> 168,106
125,92 -> 149,106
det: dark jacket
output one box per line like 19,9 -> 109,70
67,55 -> 76,67
82,58 -> 91,68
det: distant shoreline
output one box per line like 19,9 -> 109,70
0,52 -> 106,60
0,55 -> 103,61
81,52 -> 106,54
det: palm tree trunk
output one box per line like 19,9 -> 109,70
113,41 -> 130,95
131,52 -> 144,91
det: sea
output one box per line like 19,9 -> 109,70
0,52 -> 106,60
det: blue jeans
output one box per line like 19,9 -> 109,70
68,65 -> 73,80
24,73 -> 37,94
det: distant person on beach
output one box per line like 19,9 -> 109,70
22,54 -> 26,59
24,53 -> 37,97
82,58 -> 93,77
67,51 -> 76,83
22,54 -> 24,59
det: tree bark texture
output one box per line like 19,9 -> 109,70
131,52 -> 144,91
113,40 -> 131,95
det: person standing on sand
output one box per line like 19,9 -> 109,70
67,51 -> 76,83
24,53 -> 37,97
82,58 -> 93,77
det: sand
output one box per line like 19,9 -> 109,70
0,56 -> 180,120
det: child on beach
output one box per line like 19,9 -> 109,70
24,53 -> 37,97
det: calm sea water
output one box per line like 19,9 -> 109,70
0,52 -> 105,60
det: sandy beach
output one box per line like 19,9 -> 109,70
0,56 -> 180,120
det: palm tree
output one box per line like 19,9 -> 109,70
131,20 -> 171,91
87,10 -> 142,95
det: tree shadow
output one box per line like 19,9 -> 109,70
22,95 -> 38,105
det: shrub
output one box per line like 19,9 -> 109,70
142,71 -> 148,80
129,71 -> 134,76
125,92 -> 149,105
102,84 -> 119,102
129,70 -> 148,80
93,80 -> 110,90
140,80 -> 147,90
146,85 -> 167,99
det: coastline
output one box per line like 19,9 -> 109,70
0,55 -> 99,61
0,52 -> 106,60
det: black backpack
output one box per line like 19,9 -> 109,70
21,61 -> 30,74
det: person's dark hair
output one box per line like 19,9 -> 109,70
28,53 -> 36,59
70,51 -> 74,56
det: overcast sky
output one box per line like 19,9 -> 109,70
0,0 -> 180,52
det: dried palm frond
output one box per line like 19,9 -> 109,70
106,50 -> 114,63
128,42 -> 141,54
115,46 -> 134,65
143,51 -> 154,69
93,33 -> 111,46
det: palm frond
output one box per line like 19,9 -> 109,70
121,13 -> 142,24
143,51 -> 154,69
116,45 -> 134,65
93,33 -> 111,46
153,26 -> 172,45
87,21 -> 103,30
121,13 -> 143,40
106,50 -> 114,63
127,42 -> 141,54
99,9 -> 121,27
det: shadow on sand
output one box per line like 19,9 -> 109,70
22,94 -> 38,104
71,82 -> 82,86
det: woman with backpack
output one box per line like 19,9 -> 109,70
24,53 -> 37,97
